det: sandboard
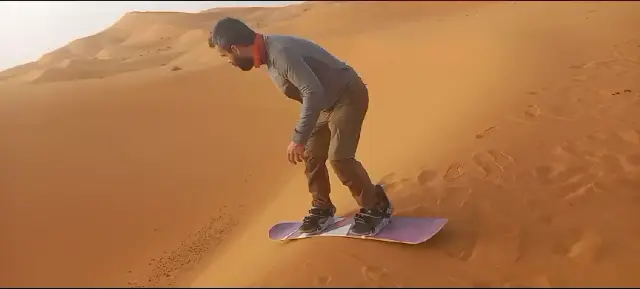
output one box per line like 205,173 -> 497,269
268,215 -> 448,244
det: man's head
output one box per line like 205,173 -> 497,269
208,17 -> 257,71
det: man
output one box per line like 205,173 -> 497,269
208,17 -> 392,236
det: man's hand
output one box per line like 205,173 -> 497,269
287,141 -> 305,165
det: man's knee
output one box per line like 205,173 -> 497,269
305,151 -> 328,166
329,158 -> 351,167
329,158 -> 357,181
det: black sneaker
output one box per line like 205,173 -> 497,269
350,184 -> 393,236
375,184 -> 394,216
349,207 -> 392,236
298,207 -> 336,234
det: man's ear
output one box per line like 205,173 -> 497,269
229,45 -> 240,55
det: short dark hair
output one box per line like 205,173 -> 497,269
209,17 -> 256,50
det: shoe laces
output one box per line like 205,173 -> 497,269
354,208 -> 381,223
303,207 -> 332,224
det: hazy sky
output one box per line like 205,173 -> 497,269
0,1 -> 303,71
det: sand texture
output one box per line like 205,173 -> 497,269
2,1 -> 640,287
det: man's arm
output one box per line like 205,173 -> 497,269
271,47 -> 329,145
270,72 -> 303,103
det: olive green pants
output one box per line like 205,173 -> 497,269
303,76 -> 384,210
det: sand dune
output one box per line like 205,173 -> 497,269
0,9 -> 261,83
2,1 -> 640,287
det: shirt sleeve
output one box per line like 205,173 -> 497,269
270,47 -> 329,145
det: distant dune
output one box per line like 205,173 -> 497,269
0,3 -> 315,84
2,1 -> 640,288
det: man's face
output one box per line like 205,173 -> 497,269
217,45 -> 254,71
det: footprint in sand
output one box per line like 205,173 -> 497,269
576,129 -> 638,174
313,275 -> 332,286
475,126 -> 496,139
471,150 -> 515,183
532,162 -> 592,186
553,168 -> 601,204
532,163 -> 562,185
551,141 -> 599,162
379,172 -> 399,190
553,227 -> 582,256
472,152 -> 502,182
443,161 -> 465,181
527,90 -> 540,96
553,228 -> 606,264
525,104 -> 540,118
361,265 -> 388,283
379,173 -> 414,192
441,227 -> 479,262
416,168 -> 438,185
434,186 -> 472,208
468,231 -> 524,266
566,231 -> 605,264
489,150 -> 516,181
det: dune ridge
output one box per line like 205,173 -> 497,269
2,1 -> 640,287
0,3 -> 317,84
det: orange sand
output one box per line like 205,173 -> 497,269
2,1 -> 640,287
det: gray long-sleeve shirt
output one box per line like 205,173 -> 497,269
264,34 -> 357,145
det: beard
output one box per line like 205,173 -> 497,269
234,56 -> 254,71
